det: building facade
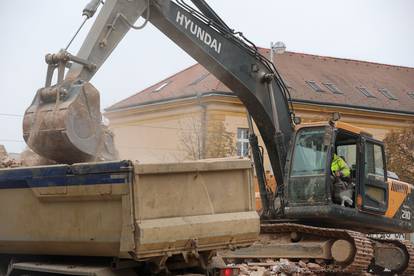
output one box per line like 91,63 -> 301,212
105,50 -> 414,171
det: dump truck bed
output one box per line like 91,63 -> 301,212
0,158 -> 259,260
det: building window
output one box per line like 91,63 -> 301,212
323,83 -> 343,94
306,81 -> 324,93
356,87 -> 376,98
378,88 -> 398,100
153,82 -> 170,93
237,128 -> 249,157
408,92 -> 414,100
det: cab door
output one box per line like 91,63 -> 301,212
359,137 -> 389,214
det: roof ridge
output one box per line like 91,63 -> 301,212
257,47 -> 414,70
106,48 -> 414,113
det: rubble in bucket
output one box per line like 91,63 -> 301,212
20,147 -> 57,167
0,145 -> 21,169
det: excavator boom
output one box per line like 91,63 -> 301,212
23,0 -> 294,186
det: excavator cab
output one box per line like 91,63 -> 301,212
284,121 -> 413,234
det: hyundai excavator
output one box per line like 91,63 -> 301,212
22,0 -> 414,274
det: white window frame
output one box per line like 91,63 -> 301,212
237,128 -> 249,157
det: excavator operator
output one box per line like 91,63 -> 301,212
331,154 -> 350,179
331,154 -> 353,206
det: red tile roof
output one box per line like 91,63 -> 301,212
106,50 -> 414,114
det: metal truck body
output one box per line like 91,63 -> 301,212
0,159 -> 259,260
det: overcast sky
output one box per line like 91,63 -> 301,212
0,0 -> 413,153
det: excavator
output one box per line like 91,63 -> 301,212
22,0 -> 414,274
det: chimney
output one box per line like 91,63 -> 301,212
270,41 -> 286,63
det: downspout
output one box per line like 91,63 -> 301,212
197,91 -> 207,159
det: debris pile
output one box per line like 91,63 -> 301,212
222,258 -> 377,276
0,145 -> 59,169
0,145 -> 21,168
234,259 -> 321,275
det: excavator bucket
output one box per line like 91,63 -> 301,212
23,80 -> 118,164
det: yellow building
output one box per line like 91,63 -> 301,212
105,50 -> 414,171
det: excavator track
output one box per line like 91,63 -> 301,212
261,223 -> 374,274
400,240 -> 414,276
369,238 -> 414,275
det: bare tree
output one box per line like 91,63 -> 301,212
383,128 -> 414,184
205,120 -> 236,159
178,117 -> 236,160
178,117 -> 204,160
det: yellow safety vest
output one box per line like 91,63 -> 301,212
331,154 -> 350,177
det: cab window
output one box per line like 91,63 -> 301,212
291,128 -> 327,176
364,142 -> 386,204
288,127 -> 328,204
365,143 -> 385,181
337,144 -> 356,169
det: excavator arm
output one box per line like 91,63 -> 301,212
148,1 -> 294,183
23,0 -> 294,211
